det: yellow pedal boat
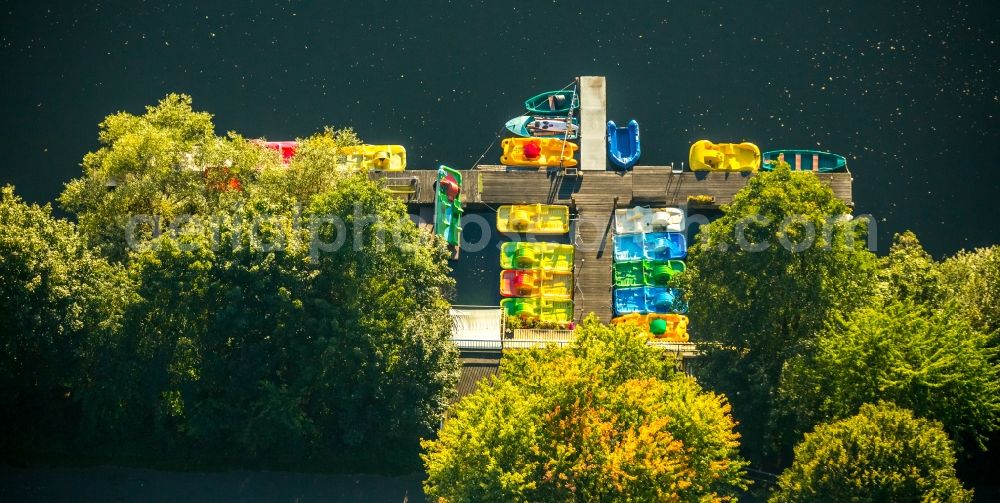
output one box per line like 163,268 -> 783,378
501,297 -> 574,324
611,313 -> 689,341
500,138 -> 578,167
500,242 -> 574,272
689,140 -> 760,172
497,204 -> 570,234
339,144 -> 406,171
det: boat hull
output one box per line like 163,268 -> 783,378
500,242 -> 574,272
497,204 -> 570,234
500,138 -> 578,167
339,144 -> 407,172
499,269 -> 573,299
434,165 -> 463,247
689,140 -> 761,172
607,119 -> 641,169
505,116 -> 579,139
761,149 -> 847,173
523,90 -> 580,115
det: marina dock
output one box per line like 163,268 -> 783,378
372,166 -> 854,322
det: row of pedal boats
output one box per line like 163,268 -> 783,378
507,89 -> 848,172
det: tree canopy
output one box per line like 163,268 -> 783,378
78,173 -> 459,468
777,300 -> 1000,451
770,403 -> 973,502
0,186 -> 131,457
58,94 -> 281,261
680,164 -> 878,464
940,245 -> 1000,337
421,317 -> 749,502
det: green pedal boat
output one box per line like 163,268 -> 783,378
434,165 -> 463,250
500,242 -> 574,272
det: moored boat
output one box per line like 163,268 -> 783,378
614,207 -> 686,234
499,269 -> 573,299
500,138 -> 578,167
505,116 -> 579,139
500,242 -> 574,272
689,140 -> 761,172
434,165 -> 463,249
607,119 -> 641,169
500,297 -> 574,324
497,204 -> 570,234
339,144 -> 407,171
643,232 -> 687,261
643,260 -> 686,286
611,313 -> 689,341
524,90 -> 580,115
761,149 -> 847,173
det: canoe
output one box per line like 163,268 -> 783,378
643,260 -> 686,286
499,269 -> 573,300
614,207 -> 686,234
500,138 -> 578,167
643,232 -> 687,261
611,313 -> 689,341
434,165 -> 463,247
613,260 -> 645,288
339,144 -> 407,172
505,116 -> 579,139
497,204 -> 570,234
500,242 -> 574,272
689,140 -> 761,172
607,120 -> 641,169
500,297 -> 574,324
613,234 -> 644,262
761,149 -> 847,173
259,141 -> 298,164
524,90 -> 580,115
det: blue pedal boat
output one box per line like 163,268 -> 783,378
643,232 -> 687,261
614,287 -> 647,315
644,287 -> 687,314
607,119 -> 640,169
613,234 -> 645,262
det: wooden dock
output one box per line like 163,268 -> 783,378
370,166 -> 853,322
369,166 -> 853,208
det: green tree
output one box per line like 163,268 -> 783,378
680,165 -> 878,465
0,186 -> 131,457
770,403 -> 973,502
421,317 -> 749,501
59,93 -> 278,261
254,127 -> 361,207
90,174 -> 458,469
940,245 -> 1000,337
878,231 -> 941,305
777,300 -> 1000,451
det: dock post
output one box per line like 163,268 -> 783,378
578,76 -> 607,172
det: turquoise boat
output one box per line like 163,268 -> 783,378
761,150 -> 847,173
434,165 -> 463,248
643,232 -> 687,261
524,90 -> 580,115
505,115 -> 579,139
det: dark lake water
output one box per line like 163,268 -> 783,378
2,1 -> 998,260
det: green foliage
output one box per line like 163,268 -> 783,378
771,403 -> 973,502
0,186 -> 132,457
58,94 -> 279,261
422,316 -> 749,502
680,164 -> 878,464
254,127 -> 361,207
82,174 -> 459,469
777,300 -> 1000,451
940,245 -> 1000,336
878,231 -> 942,305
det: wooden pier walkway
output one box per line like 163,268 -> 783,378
371,166 -> 853,322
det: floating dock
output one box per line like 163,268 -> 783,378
371,167 -> 854,322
